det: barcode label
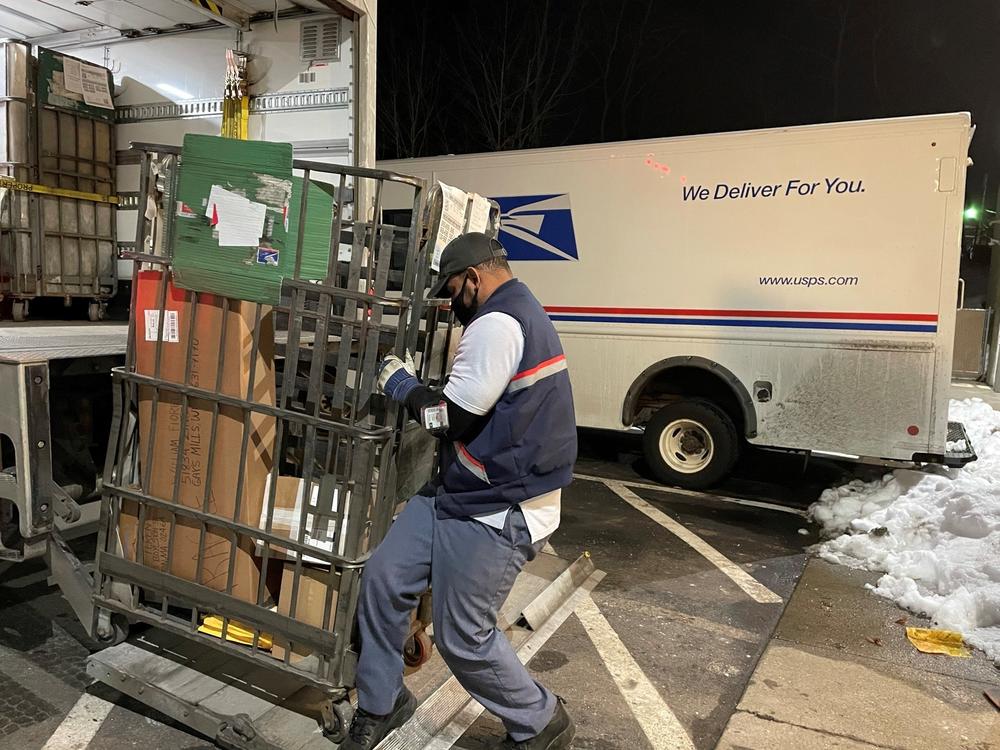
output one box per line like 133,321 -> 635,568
144,309 -> 179,343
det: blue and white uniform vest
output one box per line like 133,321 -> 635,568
435,279 -> 577,520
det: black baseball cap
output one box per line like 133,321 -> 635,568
429,233 -> 508,298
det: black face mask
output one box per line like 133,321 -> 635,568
452,276 -> 480,327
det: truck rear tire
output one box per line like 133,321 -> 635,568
643,399 -> 740,489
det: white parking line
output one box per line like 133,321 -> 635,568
572,472 -> 809,517
42,693 -> 115,750
393,569 -> 605,750
602,480 -> 783,604
575,596 -> 696,750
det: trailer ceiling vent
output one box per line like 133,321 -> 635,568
300,19 -> 340,62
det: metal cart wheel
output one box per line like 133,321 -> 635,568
403,629 -> 434,668
87,301 -> 105,322
96,613 -> 129,647
321,697 -> 354,743
11,300 -> 27,322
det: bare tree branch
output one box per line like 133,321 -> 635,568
453,0 -> 589,151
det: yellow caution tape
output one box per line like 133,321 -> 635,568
198,615 -> 273,649
191,0 -> 223,16
905,627 -> 971,658
0,175 -> 119,205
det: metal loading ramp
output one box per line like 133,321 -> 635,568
87,552 -> 602,750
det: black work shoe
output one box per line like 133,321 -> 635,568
498,697 -> 575,749
341,687 -> 417,750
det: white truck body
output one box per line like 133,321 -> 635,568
381,114 -> 973,477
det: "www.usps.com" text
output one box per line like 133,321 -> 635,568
760,275 -> 860,288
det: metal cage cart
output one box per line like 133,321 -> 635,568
94,147 -> 448,739
0,46 -> 117,322
0,39 -> 36,319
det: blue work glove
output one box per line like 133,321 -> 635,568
376,352 -> 419,402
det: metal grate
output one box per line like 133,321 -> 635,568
300,18 -> 340,62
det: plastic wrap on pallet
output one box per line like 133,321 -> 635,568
0,40 -> 34,300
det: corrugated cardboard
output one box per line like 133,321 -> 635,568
286,175 -> 337,278
172,134 -> 294,305
171,136 -> 338,304
118,270 -> 277,604
256,475 -> 348,565
271,562 -> 339,664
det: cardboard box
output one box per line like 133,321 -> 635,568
271,562 -> 339,664
256,475 -> 348,565
118,270 -> 277,604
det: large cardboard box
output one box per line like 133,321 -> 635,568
256,475 -> 348,565
271,562 -> 339,664
118,270 -> 276,604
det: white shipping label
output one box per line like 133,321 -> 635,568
144,309 -> 179,343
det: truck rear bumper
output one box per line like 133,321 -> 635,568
911,421 -> 977,468
943,421 -> 978,467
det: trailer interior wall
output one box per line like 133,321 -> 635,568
381,114 -> 972,462
60,14 -> 356,274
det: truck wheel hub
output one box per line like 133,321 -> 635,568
660,419 -> 714,474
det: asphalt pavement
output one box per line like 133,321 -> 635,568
0,431 -> 894,750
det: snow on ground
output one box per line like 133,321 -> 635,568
809,399 -> 1000,663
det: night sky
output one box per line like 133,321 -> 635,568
377,0 -> 999,202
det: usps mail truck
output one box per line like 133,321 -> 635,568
381,114 -> 976,488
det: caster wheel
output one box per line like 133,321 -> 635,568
11,301 -> 27,322
403,629 -> 433,668
88,301 -> 105,322
96,613 -> 129,647
321,698 -> 353,743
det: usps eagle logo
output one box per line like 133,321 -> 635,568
492,194 -> 579,261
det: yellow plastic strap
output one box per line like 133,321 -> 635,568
198,615 -> 273,649
0,175 -> 119,205
190,0 -> 223,15
221,96 -> 250,140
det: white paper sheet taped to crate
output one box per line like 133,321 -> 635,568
206,185 -> 267,247
429,183 -> 497,270
80,61 -> 113,109
62,57 -> 83,94
467,193 -> 491,234
256,475 -> 351,565
431,182 -> 468,271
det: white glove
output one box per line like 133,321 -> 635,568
376,351 -> 417,397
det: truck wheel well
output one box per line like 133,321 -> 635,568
622,357 -> 758,439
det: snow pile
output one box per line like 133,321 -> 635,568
810,399 -> 1000,662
